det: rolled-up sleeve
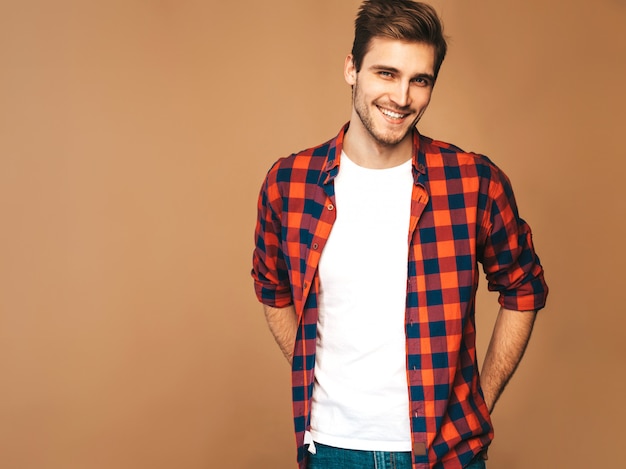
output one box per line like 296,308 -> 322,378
251,162 -> 293,308
479,167 -> 548,312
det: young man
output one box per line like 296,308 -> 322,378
252,1 -> 548,468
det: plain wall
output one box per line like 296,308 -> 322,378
1,1 -> 625,467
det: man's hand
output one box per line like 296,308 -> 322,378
480,307 -> 537,413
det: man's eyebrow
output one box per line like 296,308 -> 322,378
369,64 -> 401,73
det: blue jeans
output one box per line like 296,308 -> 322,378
306,442 -> 486,469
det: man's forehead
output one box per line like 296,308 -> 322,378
361,37 -> 435,72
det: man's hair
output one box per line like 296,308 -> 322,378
352,0 -> 447,79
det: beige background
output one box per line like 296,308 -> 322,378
1,0 -> 625,467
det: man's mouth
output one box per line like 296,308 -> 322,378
377,106 -> 409,120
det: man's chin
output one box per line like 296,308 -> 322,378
371,127 -> 413,147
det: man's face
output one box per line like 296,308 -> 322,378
345,37 -> 436,147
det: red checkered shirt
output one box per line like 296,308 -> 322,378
252,123 -> 548,469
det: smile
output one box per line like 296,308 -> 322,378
377,106 -> 409,120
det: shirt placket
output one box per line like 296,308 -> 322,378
407,154 -> 430,466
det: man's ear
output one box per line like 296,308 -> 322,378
344,54 -> 357,85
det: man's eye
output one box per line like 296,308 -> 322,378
379,71 -> 393,78
413,77 -> 431,87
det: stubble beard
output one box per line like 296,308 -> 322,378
352,79 -> 418,147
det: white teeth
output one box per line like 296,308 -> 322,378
379,107 -> 406,119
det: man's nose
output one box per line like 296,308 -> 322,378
390,81 -> 411,107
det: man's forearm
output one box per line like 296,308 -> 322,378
263,304 -> 298,365
480,306 -> 537,413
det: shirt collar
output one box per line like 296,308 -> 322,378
324,122 -> 426,185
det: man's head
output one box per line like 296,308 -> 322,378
352,0 -> 447,80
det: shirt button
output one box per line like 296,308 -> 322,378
312,243 -> 319,250
417,163 -> 425,172
327,204 -> 334,211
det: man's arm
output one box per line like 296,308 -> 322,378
263,304 -> 298,365
480,306 -> 537,413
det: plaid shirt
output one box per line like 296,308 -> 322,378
252,124 -> 548,469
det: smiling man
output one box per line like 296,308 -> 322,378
252,1 -> 548,468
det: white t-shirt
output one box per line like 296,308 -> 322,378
310,151 -> 413,451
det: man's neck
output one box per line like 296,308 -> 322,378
342,120 -> 414,169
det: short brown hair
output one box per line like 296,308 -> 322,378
352,0 -> 447,78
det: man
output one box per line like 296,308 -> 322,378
251,1 -> 548,468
